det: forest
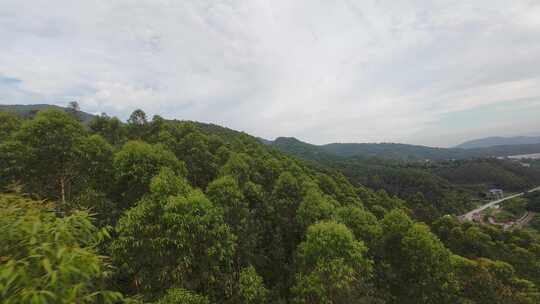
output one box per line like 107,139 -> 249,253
270,137 -> 540,223
1,107 -> 540,303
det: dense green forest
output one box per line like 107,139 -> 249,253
269,137 -> 540,223
1,108 -> 540,303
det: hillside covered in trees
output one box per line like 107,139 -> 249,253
1,108 -> 540,303
267,136 -> 540,161
269,137 -> 540,222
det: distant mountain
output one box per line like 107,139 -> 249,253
268,137 -> 467,161
321,142 -> 458,159
267,137 -> 540,161
0,104 -> 96,123
456,136 -> 540,149
257,137 -> 273,145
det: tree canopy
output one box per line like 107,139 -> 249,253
1,107 -> 539,304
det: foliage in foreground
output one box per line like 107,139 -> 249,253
0,194 -> 122,303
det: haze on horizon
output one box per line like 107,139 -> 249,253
1,1 -> 540,147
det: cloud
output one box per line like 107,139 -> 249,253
1,0 -> 540,146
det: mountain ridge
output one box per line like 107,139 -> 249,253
456,135 -> 540,149
267,136 -> 540,161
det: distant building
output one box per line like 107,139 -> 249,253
487,189 -> 504,199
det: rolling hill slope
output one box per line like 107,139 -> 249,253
267,136 -> 540,161
0,104 -> 96,122
456,136 -> 540,149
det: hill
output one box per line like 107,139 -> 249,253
267,137 -> 454,161
456,135 -> 540,149
268,136 -> 540,161
0,103 -> 96,122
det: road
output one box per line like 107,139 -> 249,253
461,186 -> 540,221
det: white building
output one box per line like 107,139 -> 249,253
488,189 -> 504,199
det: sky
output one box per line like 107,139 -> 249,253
1,0 -> 540,147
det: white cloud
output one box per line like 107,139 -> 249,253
1,0 -> 540,146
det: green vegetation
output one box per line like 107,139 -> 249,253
0,194 -> 122,303
499,198 -> 528,221
525,190 -> 540,212
1,107 -> 540,303
529,215 -> 540,231
433,159 -> 540,191
492,209 -> 515,222
484,198 -> 530,223
433,216 -> 540,289
270,137 -> 540,223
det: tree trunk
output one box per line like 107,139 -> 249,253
60,177 -> 66,205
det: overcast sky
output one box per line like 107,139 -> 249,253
1,1 -> 540,147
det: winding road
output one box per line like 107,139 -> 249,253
461,186 -> 540,221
